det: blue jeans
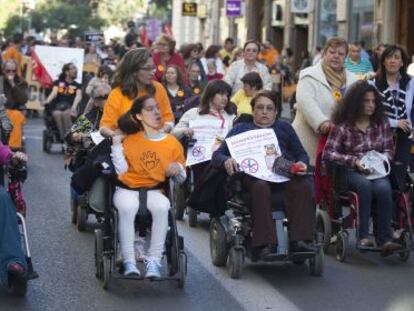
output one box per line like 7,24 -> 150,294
347,172 -> 393,245
0,187 -> 27,286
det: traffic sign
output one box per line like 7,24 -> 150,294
182,2 -> 197,16
226,0 -> 242,17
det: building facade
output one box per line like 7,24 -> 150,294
172,0 -> 414,67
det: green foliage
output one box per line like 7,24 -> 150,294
97,0 -> 146,26
3,0 -> 104,38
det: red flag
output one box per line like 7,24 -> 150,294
30,48 -> 53,88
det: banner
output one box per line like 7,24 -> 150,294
34,45 -> 84,84
226,129 -> 289,183
186,119 -> 230,166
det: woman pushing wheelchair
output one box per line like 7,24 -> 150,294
211,90 -> 316,258
111,95 -> 186,278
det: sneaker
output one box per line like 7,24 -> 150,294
145,260 -> 162,279
123,261 -> 140,276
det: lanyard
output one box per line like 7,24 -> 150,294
209,111 -> 225,128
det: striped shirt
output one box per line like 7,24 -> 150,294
344,57 -> 373,76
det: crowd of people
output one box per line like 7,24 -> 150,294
0,24 -> 414,292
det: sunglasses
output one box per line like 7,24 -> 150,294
140,66 -> 155,72
94,95 -> 109,100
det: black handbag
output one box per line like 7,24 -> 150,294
272,156 -> 295,178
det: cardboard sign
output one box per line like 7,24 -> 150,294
226,129 -> 290,183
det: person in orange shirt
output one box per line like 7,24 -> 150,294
1,60 -> 28,150
100,48 -> 174,138
2,34 -> 23,76
111,95 -> 185,278
258,41 -> 279,68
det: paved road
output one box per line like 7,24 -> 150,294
1,118 -> 414,311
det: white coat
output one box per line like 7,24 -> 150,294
292,62 -> 357,165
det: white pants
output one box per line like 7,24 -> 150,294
113,187 -> 170,263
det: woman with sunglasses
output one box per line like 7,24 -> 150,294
1,59 -> 28,150
100,48 -> 174,138
224,40 -> 272,94
111,95 -> 185,278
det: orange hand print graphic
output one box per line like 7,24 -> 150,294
140,151 -> 160,170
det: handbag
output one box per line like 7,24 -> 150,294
272,156 -> 295,178
359,150 -> 390,180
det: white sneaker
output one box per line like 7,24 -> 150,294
145,260 -> 162,279
123,261 -> 140,276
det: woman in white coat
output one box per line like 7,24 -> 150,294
292,37 -> 357,165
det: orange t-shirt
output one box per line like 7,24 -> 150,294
100,81 -> 174,130
6,109 -> 26,149
118,132 -> 185,188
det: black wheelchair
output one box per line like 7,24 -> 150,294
209,172 -> 326,279
42,104 -> 63,153
318,161 -> 412,262
94,167 -> 187,289
3,162 -> 38,296
174,138 -> 204,227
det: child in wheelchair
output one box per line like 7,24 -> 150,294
0,141 -> 37,296
111,95 -> 186,278
323,81 -> 404,254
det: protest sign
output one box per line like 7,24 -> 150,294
226,128 -> 289,183
186,119 -> 229,166
34,45 -> 84,83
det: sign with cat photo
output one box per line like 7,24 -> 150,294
226,129 -> 290,183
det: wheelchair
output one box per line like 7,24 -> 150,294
42,104 -> 63,153
209,172 -> 325,279
318,161 -> 412,262
94,168 -> 187,289
174,137 -> 205,227
3,162 -> 38,296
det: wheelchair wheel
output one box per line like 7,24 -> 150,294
336,231 -> 348,262
76,205 -> 87,232
399,231 -> 411,262
8,274 -> 27,297
316,208 -> 332,252
174,183 -> 186,220
94,229 -> 104,279
210,218 -> 229,267
188,207 -> 197,227
42,130 -> 52,153
70,199 -> 77,224
228,247 -> 243,279
309,248 -> 324,277
177,251 -> 187,288
102,255 -> 111,290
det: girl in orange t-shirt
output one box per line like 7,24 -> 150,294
111,95 -> 185,278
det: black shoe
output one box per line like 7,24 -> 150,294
290,241 -> 315,253
259,244 -> 277,259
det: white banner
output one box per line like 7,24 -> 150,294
186,119 -> 230,166
226,129 -> 289,183
34,45 -> 84,83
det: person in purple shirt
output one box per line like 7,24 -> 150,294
212,90 -> 315,257
0,142 -> 28,289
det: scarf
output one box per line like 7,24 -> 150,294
321,61 -> 347,91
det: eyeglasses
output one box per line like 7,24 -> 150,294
5,69 -> 16,73
94,95 -> 109,100
255,105 -> 276,112
139,66 -> 156,72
